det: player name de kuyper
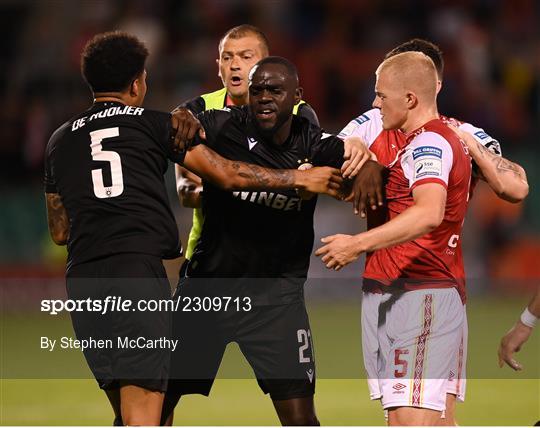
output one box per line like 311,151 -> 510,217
40,336 -> 179,352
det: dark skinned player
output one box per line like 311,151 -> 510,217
162,57 -> 360,426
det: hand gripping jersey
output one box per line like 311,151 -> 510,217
355,118 -> 471,302
44,102 -> 184,271
178,88 -> 320,260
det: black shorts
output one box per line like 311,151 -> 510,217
66,253 -> 171,392
167,279 -> 316,401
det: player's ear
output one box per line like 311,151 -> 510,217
294,87 -> 303,105
436,80 -> 442,95
129,74 -> 144,98
216,58 -> 221,77
130,79 -> 138,98
130,71 -> 144,98
405,91 -> 417,110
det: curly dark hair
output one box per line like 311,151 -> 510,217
81,31 -> 149,93
385,38 -> 444,79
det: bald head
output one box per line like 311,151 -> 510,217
375,52 -> 438,103
376,51 -> 438,104
373,52 -> 439,132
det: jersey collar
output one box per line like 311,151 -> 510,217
92,101 -> 126,108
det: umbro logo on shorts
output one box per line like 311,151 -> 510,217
392,383 -> 406,393
306,369 -> 314,383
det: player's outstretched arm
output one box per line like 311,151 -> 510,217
175,164 -> 202,208
451,126 -> 529,203
315,183 -> 446,270
45,193 -> 70,245
498,286 -> 539,370
183,144 -> 343,196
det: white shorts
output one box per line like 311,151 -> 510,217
361,287 -> 465,412
445,305 -> 467,402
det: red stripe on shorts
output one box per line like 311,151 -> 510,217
456,335 -> 464,396
412,294 -> 433,406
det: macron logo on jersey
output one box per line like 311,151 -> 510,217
413,146 -> 443,180
247,137 -> 258,150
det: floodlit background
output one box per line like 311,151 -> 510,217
0,0 -> 538,425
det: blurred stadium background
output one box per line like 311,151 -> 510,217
0,0 -> 538,425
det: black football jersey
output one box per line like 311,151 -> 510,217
187,106 -> 344,289
44,101 -> 184,271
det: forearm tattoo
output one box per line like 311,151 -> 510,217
475,141 -> 490,157
46,193 -> 70,241
475,141 -> 527,181
202,145 -> 295,187
235,162 -> 294,187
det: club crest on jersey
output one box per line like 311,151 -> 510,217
297,158 -> 313,170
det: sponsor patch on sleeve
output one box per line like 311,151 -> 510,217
412,146 -> 443,160
474,130 -> 489,140
353,114 -> 370,126
337,121 -> 359,138
414,157 -> 443,180
412,146 -> 443,180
